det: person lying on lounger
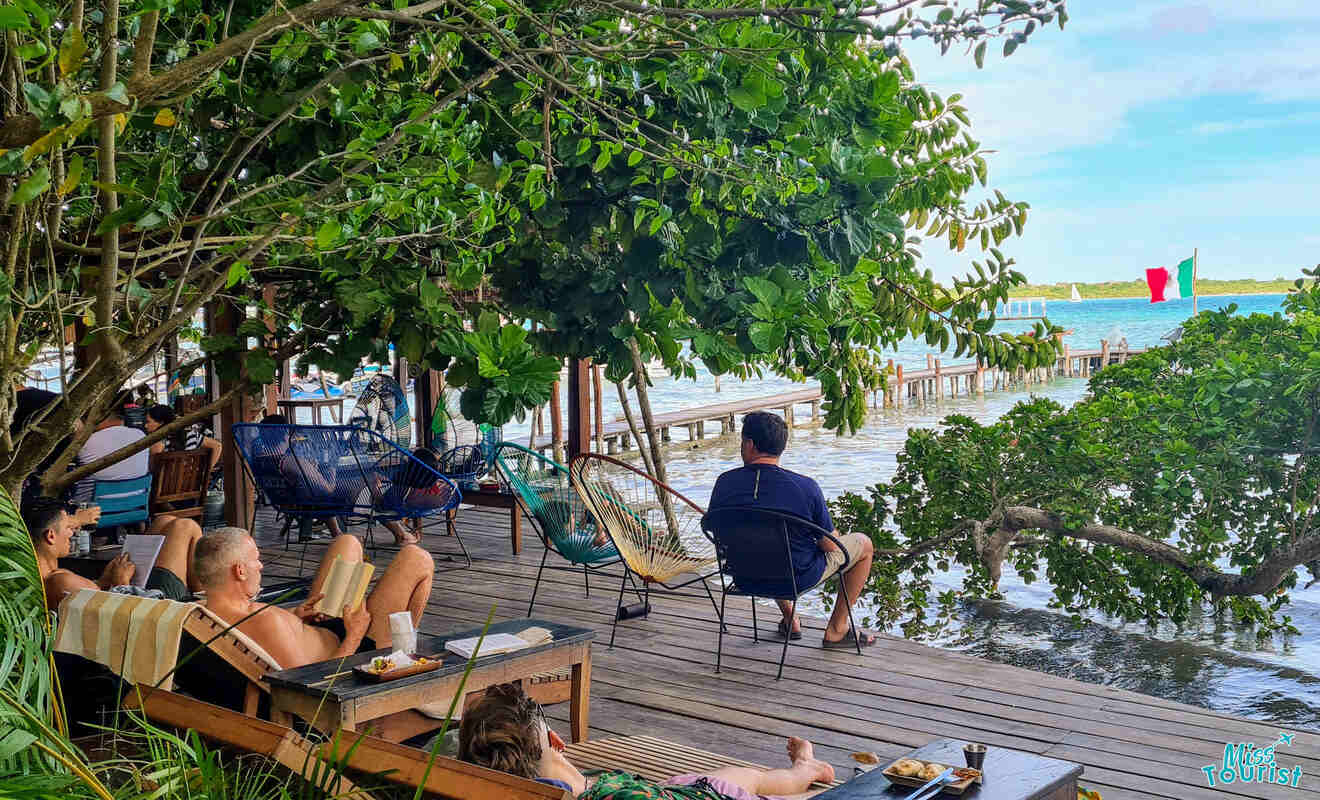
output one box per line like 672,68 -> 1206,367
192,527 -> 434,668
459,683 -> 834,800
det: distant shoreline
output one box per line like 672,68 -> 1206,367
1018,279 -> 1293,301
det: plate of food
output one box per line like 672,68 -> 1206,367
882,758 -> 982,795
353,653 -> 444,683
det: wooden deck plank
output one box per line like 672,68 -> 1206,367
254,508 -> 1315,799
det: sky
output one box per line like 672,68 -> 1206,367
901,2 -> 1320,286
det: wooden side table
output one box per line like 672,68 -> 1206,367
451,487 -> 523,554
266,619 -> 593,743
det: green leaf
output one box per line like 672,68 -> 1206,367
353,31 -> 381,55
10,167 -> 49,206
974,41 -> 987,68
747,321 -> 785,352
104,82 -> 128,105
0,7 -> 31,30
627,148 -> 644,167
744,276 -> 782,306
592,147 -> 611,172
728,87 -> 761,113
316,220 -> 341,250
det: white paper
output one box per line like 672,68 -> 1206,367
445,633 -> 531,660
121,534 -> 165,589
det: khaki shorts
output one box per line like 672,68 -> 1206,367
817,531 -> 870,585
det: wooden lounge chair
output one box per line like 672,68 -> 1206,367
131,688 -> 574,800
564,735 -> 840,799
149,448 -> 211,520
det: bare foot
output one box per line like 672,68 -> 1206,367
393,530 -> 420,546
787,737 -> 835,783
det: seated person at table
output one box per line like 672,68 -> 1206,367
144,404 -> 223,475
707,411 -> 876,648
27,497 -> 205,610
460,683 -> 834,800
193,527 -> 434,668
72,399 -> 150,502
256,414 -> 418,545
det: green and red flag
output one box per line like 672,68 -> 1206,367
1145,256 -> 1195,303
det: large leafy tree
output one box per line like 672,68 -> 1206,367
838,275 -> 1320,636
0,0 -> 1064,499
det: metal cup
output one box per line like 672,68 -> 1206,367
964,743 -> 987,770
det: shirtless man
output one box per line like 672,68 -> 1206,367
192,527 -> 434,669
27,496 -> 205,610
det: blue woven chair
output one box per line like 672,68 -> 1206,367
92,474 -> 152,529
494,442 -> 623,615
700,506 -> 862,679
232,423 -> 465,564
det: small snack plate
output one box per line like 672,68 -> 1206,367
881,762 -> 982,796
353,653 -> 444,683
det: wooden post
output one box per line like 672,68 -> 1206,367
1119,337 -> 1129,363
416,370 -> 441,449
894,365 -> 904,408
566,359 -> 591,463
163,335 -> 180,403
810,399 -> 820,421
1100,339 -> 1110,370
934,359 -> 943,400
549,372 -> 564,464
783,405 -> 794,429
591,363 -> 604,454
213,301 -> 255,530
975,360 -> 984,394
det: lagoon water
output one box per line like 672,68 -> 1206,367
496,292 -> 1320,727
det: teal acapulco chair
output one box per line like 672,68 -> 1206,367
494,442 -> 622,616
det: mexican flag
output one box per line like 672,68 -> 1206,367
1145,256 -> 1195,303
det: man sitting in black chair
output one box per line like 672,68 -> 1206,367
707,411 -> 875,649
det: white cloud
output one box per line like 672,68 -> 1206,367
1192,112 -> 1320,135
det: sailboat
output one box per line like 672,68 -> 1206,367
1070,284 -> 1082,302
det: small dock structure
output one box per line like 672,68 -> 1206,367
533,338 -> 1143,454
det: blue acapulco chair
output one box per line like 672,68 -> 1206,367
494,442 -> 624,616
231,423 -> 464,567
700,506 -> 862,679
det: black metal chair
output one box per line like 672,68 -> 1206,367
700,506 -> 862,679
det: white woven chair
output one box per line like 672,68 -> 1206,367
569,453 -> 722,646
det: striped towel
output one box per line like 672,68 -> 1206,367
54,589 -> 194,691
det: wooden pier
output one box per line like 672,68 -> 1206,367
255,508 -> 1320,800
532,339 -> 1145,455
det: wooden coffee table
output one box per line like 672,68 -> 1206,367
266,619 -> 593,742
816,738 -> 1082,799
450,486 -> 523,554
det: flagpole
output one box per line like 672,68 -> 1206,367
1192,247 -> 1198,315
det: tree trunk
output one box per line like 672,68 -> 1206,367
627,337 -> 679,539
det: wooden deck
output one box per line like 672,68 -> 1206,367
255,508 -> 1320,800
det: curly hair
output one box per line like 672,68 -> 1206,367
458,683 -> 543,778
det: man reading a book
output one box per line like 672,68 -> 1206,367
193,528 -> 435,668
27,497 -> 205,610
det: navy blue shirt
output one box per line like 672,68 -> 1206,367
708,464 -> 833,590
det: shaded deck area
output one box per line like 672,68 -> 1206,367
255,507 -> 1320,800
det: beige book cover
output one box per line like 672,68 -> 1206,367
314,556 -> 374,617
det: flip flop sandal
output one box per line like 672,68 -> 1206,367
821,627 -> 878,650
777,618 -> 803,641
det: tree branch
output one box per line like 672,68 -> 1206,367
1000,505 -> 1320,599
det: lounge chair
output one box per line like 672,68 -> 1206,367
569,453 -> 721,647
132,688 -> 575,800
495,442 -> 622,615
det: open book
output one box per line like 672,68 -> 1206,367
445,627 -> 553,660
313,557 -> 375,617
